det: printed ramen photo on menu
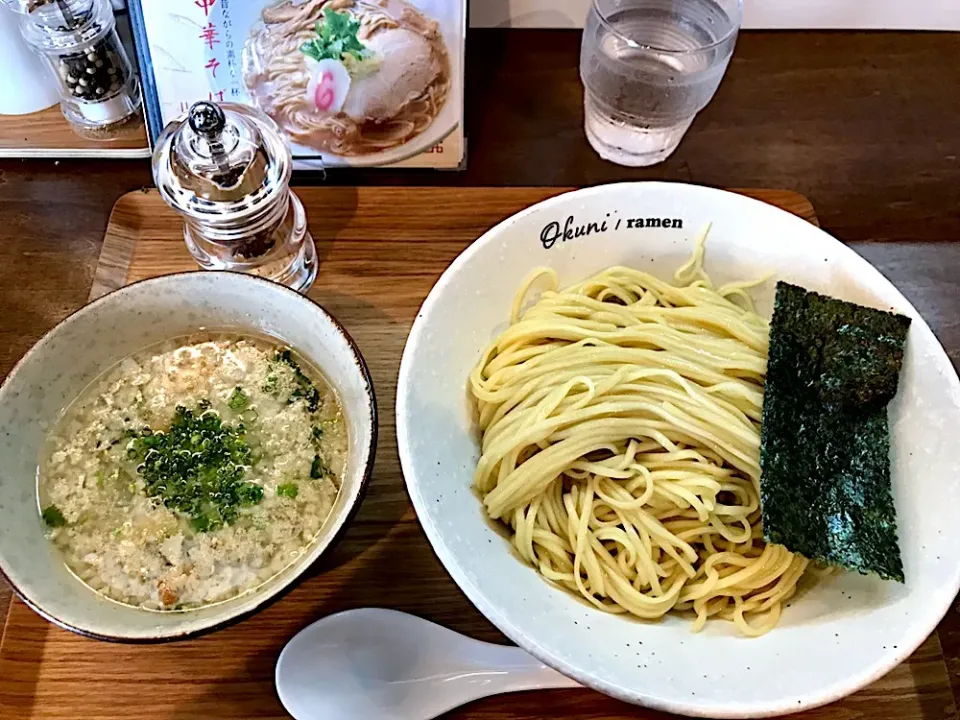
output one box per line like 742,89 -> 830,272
129,0 -> 466,168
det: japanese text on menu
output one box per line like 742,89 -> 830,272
179,0 -> 244,113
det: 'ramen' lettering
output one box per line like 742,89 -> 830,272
626,217 -> 684,229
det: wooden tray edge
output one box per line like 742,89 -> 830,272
0,104 -> 151,158
88,186 -> 818,301
0,147 -> 152,159
90,190 -> 150,301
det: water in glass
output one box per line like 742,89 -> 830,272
581,0 -> 741,166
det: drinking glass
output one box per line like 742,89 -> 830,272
580,0 -> 742,166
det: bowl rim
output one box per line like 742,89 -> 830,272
396,181 -> 960,717
0,270 -> 378,643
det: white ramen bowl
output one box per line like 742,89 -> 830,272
397,182 -> 960,717
0,272 -> 377,642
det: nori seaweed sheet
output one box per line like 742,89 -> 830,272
759,282 -> 911,582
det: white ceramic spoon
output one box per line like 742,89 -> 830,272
275,607 -> 582,720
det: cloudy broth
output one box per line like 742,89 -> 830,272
38,332 -> 346,611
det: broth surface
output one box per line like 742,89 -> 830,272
38,333 -> 346,611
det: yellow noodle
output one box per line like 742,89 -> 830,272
470,230 -> 810,636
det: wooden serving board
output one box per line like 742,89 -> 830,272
1,187 -> 954,720
0,105 -> 150,159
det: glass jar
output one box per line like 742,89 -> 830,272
4,0 -> 141,139
152,101 -> 318,293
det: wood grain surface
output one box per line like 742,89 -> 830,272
0,105 -> 150,158
0,186 -> 955,720
0,26 -> 958,720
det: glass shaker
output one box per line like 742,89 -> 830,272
152,101 -> 318,293
4,0 -> 142,139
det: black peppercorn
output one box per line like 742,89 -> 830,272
57,40 -> 126,102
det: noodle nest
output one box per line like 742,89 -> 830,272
469,236 -> 810,636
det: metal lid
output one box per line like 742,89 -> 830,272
152,101 -> 292,229
1,0 -> 93,21
11,0 -> 111,51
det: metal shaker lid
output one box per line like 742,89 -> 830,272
0,0 -> 93,22
152,101 -> 292,225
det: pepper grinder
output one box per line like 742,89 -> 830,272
152,101 -> 317,293
3,0 -> 142,138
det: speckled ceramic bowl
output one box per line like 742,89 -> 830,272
0,272 -> 377,642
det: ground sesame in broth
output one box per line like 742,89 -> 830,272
37,333 -> 346,611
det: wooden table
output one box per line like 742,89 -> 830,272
1,28 -> 959,718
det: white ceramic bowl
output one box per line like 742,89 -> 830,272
0,272 -> 377,641
397,182 -> 960,717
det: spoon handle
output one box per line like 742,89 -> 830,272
462,641 -> 582,693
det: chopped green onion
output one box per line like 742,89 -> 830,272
262,373 -> 279,395
228,387 -> 249,410
127,403 -> 261,532
277,483 -> 299,498
42,505 -> 66,528
279,351 -> 322,413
